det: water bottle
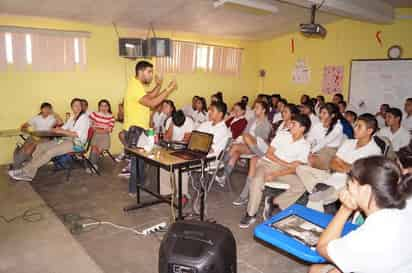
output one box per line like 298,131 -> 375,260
144,128 -> 155,153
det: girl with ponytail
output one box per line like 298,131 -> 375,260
311,156 -> 412,273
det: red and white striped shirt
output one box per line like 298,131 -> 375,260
90,112 -> 115,131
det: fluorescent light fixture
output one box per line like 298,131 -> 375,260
25,34 -> 32,64
74,38 -> 80,64
214,0 -> 278,14
5,32 -> 13,64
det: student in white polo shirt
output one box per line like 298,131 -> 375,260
377,107 -> 410,152
13,102 -> 63,169
301,102 -> 320,126
307,103 -> 344,170
403,98 -> 412,131
164,110 -> 194,143
239,114 -> 311,228
197,101 -> 231,156
296,113 -> 382,212
310,156 -> 412,273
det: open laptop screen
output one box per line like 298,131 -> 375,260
187,131 -> 213,154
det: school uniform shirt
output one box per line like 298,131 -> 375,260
123,76 -> 150,130
182,105 -> 195,118
191,110 -> 208,127
376,115 -> 386,129
402,115 -> 412,131
377,126 -> 411,151
307,121 -> 344,153
152,111 -> 166,133
272,112 -> 282,124
89,112 -> 115,131
28,114 -> 57,130
275,121 -> 290,136
197,120 -> 231,156
270,131 -> 310,164
62,113 -> 90,144
327,207 -> 412,273
309,113 -> 320,126
247,118 -> 272,142
225,116 -> 247,139
323,138 -> 382,189
245,106 -> 255,122
171,117 -> 194,142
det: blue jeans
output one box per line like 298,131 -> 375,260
128,156 -> 145,193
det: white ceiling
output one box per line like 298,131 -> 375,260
0,0 -> 410,40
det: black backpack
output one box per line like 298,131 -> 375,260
126,126 -> 145,148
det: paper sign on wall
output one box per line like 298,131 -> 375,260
292,59 -> 311,84
322,65 -> 344,94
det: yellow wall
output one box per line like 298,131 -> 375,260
0,15 -> 260,165
256,8 -> 412,104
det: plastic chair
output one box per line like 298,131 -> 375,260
254,204 -> 359,263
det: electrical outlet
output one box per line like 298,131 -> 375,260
142,222 -> 167,236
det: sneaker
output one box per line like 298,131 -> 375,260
128,192 -> 137,198
8,169 -> 33,182
262,196 -> 281,221
239,214 -> 256,229
115,152 -> 126,163
215,175 -> 226,187
232,196 -> 248,206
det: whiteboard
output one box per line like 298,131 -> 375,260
348,59 -> 412,115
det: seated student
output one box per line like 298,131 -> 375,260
151,102 -> 166,134
315,95 -> 326,116
161,99 -> 176,133
375,103 -> 390,129
296,114 -> 382,212
192,97 -> 208,127
182,95 -> 199,119
403,97 -> 412,131
337,101 -> 347,115
164,110 -> 194,143
272,103 -> 300,137
211,92 -> 223,104
377,107 -> 410,152
272,98 -> 287,124
197,101 -> 231,156
242,95 -> 255,122
88,99 -> 115,171
8,98 -> 90,181
268,94 -> 281,122
216,100 -> 271,200
13,102 -> 64,169
301,102 -> 320,126
344,110 -> 357,127
310,156 -> 412,273
332,93 -> 344,105
300,94 -> 311,105
307,103 -> 344,170
239,114 -> 312,228
225,102 -> 248,139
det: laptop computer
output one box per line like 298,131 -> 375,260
170,131 -> 214,160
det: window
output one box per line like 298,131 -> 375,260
0,27 -> 89,71
156,40 -> 242,76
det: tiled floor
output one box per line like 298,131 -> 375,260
29,158 -> 308,273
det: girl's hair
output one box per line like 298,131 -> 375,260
212,92 -> 223,103
255,100 -> 269,115
350,156 -> 412,209
198,97 -> 207,114
234,101 -> 247,111
40,102 -> 52,110
284,103 -> 299,119
320,102 -> 340,136
301,102 -> 315,114
70,98 -> 85,124
98,99 -> 112,114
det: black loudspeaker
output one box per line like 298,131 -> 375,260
159,220 -> 236,273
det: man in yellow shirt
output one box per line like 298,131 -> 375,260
121,60 -> 177,197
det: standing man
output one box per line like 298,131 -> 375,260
123,61 -> 177,197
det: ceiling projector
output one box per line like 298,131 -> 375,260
300,5 -> 327,37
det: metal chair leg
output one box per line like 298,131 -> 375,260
83,156 -> 100,175
104,150 -> 117,163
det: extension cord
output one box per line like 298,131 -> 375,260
142,222 -> 167,235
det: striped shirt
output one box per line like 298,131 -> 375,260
90,112 -> 115,130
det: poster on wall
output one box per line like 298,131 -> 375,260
322,65 -> 344,94
292,59 -> 311,84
